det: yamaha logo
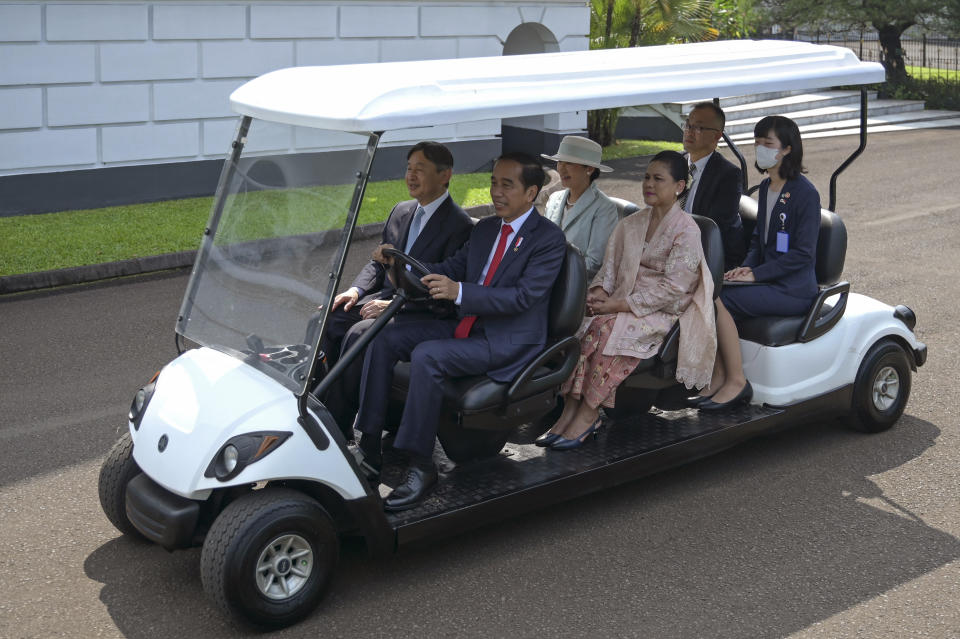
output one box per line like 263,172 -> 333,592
158,434 -> 168,452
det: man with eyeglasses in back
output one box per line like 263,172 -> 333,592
682,102 -> 745,270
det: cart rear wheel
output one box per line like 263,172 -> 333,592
849,339 -> 912,433
98,432 -> 145,539
200,488 -> 338,629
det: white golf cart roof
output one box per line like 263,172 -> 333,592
230,39 -> 884,132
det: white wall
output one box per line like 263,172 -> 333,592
0,0 -> 589,177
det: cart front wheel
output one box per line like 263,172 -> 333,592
201,488 -> 338,629
849,339 -> 912,433
98,432 -> 145,539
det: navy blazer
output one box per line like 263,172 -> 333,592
689,151 -> 746,270
427,211 -> 567,382
743,174 -> 820,299
351,196 -> 473,299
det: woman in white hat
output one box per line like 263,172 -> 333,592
541,136 -> 620,280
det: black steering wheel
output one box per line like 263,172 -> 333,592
380,247 -> 432,302
380,248 -> 456,315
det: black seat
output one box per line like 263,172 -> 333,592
618,212 -> 725,390
735,195 -> 849,346
388,243 -> 587,461
609,196 -> 641,219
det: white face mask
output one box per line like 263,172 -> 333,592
755,144 -> 781,170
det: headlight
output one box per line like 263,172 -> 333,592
134,389 -> 147,413
222,444 -> 239,473
128,379 -> 157,430
205,432 -> 292,482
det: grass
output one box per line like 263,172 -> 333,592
1,139 -> 676,276
0,173 -> 493,276
602,138 -> 682,160
906,65 -> 960,81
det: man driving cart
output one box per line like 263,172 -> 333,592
354,152 -> 567,510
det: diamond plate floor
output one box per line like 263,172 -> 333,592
382,405 -> 781,528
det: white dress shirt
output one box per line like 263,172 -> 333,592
455,207 -> 535,305
683,151 -> 713,213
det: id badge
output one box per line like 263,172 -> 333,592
776,231 -> 789,253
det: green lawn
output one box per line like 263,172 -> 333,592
603,138 -> 683,160
906,65 -> 960,81
0,174 -> 492,276
0,139 -> 675,277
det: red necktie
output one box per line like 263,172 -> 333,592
454,223 -> 513,339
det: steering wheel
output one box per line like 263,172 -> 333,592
380,247 -> 432,302
380,248 -> 457,316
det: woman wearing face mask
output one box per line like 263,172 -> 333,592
541,136 -> 620,280
695,115 -> 821,411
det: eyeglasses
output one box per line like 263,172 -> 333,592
682,121 -> 721,134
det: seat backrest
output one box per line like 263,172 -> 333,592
816,210 -> 846,285
738,195 -> 847,286
690,214 -> 724,298
549,243 -> 587,339
608,196 -> 641,219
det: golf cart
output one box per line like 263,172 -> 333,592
98,40 -> 926,628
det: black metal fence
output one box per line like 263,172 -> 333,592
796,32 -> 960,82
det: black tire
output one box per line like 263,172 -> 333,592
849,339 -> 912,433
98,432 -> 145,539
200,488 -> 338,629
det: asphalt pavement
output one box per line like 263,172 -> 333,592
1,127 -> 959,638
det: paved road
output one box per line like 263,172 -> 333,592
1,128 -> 959,638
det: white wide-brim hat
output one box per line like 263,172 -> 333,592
541,135 -> 613,173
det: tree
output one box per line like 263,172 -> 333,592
927,0 -> 960,38
763,0 -> 942,86
587,0 -> 719,145
711,0 -> 761,39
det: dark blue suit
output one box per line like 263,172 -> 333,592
720,174 -> 820,321
321,196 -> 472,363
321,196 -> 472,436
355,210 -> 567,458
688,151 -> 746,270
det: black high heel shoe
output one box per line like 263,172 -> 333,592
699,381 -> 752,412
534,431 -> 563,447
550,418 -> 602,450
684,394 -> 713,408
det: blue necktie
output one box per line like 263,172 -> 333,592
404,206 -> 424,254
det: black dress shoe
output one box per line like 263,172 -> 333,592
359,456 -> 381,484
384,462 -> 438,512
684,394 -> 713,408
357,434 -> 382,484
348,444 -> 381,484
699,381 -> 753,412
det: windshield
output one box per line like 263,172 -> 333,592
177,119 -> 376,393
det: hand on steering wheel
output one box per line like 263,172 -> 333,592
379,247 -> 432,301
421,274 -> 458,301
379,248 -> 457,315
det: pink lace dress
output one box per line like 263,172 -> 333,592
561,203 -> 716,408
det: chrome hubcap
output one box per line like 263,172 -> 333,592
255,534 -> 313,600
871,366 -> 900,411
